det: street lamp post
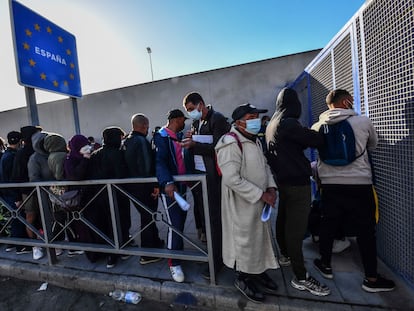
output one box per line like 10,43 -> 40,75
146,47 -> 154,81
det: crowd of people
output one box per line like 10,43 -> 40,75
0,89 -> 395,303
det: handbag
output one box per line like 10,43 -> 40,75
49,185 -> 82,212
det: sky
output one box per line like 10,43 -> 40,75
0,0 -> 366,112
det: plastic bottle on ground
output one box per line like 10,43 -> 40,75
109,289 -> 141,304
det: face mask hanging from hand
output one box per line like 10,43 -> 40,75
245,118 -> 261,135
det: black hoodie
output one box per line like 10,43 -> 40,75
265,88 -> 323,186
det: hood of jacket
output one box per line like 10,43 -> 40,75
44,133 -> 67,153
275,87 -> 302,118
103,127 -> 124,148
316,108 -> 358,125
31,131 -> 48,156
68,134 -> 89,159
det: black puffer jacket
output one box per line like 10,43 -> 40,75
265,88 -> 323,186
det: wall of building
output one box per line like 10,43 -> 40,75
0,50 -> 319,141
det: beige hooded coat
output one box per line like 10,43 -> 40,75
215,127 -> 279,274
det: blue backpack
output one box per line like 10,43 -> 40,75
318,119 -> 364,166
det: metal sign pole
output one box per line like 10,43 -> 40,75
25,86 -> 39,126
71,97 -> 80,134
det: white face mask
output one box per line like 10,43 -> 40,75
245,118 -> 261,135
188,104 -> 202,120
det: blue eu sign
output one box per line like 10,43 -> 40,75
10,0 -> 82,97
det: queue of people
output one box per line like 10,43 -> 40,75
0,89 -> 395,303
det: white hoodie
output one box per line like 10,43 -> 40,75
312,108 -> 378,185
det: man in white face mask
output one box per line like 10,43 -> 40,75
181,92 -> 230,280
215,103 -> 279,303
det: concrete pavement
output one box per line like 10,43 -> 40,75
0,236 -> 412,311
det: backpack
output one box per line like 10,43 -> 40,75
318,119 -> 364,166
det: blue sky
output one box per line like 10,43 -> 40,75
0,0 -> 365,111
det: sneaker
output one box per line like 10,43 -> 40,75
278,255 -> 291,266
362,275 -> 395,293
332,238 -> 351,254
314,258 -> 333,279
291,274 -> 330,296
121,254 -> 131,260
201,265 -> 211,280
67,250 -> 85,257
16,246 -> 32,255
140,256 -> 162,265
32,247 -> 44,260
5,245 -> 16,252
170,265 -> 185,283
55,248 -> 64,256
252,272 -> 278,294
106,256 -> 117,269
234,277 -> 265,303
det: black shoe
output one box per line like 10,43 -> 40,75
201,266 -> 211,280
314,258 -> 333,279
252,272 -> 278,294
234,277 -> 265,303
139,256 -> 162,265
362,275 -> 395,293
106,256 -> 117,269
16,246 -> 32,255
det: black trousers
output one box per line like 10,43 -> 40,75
319,184 -> 377,278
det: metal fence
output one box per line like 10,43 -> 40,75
0,174 -> 218,284
289,0 -> 414,287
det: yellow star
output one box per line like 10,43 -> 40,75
40,73 -> 47,80
66,49 -> 71,55
47,26 -> 52,34
25,29 -> 32,37
69,74 -> 74,80
58,36 -> 63,43
70,63 -> 75,69
34,24 -> 40,31
23,42 -> 30,50
53,80 -> 59,87
28,59 -> 36,67
63,81 -> 68,86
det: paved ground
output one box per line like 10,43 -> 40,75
0,196 -> 413,310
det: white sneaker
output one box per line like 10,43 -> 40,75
55,248 -> 64,256
332,238 -> 351,254
170,265 -> 185,283
33,247 -> 44,260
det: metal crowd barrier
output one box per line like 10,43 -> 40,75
0,174 -> 217,284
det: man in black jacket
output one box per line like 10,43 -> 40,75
124,113 -> 163,265
182,92 -> 231,279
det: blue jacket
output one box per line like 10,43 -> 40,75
154,127 -> 193,190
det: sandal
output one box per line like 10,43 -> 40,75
234,277 -> 265,303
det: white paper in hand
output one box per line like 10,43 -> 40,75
174,192 -> 190,211
261,204 -> 272,222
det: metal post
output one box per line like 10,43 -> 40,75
25,87 -> 40,126
146,47 -> 154,81
71,97 -> 81,134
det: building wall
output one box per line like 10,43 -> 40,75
0,50 -> 319,141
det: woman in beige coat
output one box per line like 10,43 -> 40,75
215,103 -> 279,303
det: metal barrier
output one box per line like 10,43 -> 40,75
0,174 -> 218,284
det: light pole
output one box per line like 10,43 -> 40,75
146,47 -> 154,81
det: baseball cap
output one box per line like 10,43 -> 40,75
231,103 -> 268,121
167,109 -> 188,120
7,131 -> 22,145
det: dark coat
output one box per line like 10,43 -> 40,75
266,88 -> 323,186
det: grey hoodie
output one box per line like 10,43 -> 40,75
28,131 -> 54,182
43,133 -> 67,180
312,108 -> 378,184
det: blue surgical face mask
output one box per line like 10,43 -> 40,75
188,104 -> 202,120
245,118 -> 261,135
